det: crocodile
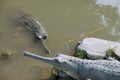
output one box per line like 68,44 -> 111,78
17,11 -> 51,53
22,51 -> 120,80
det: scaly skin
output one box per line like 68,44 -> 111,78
17,11 -> 51,53
22,51 -> 120,80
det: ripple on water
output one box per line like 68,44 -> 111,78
96,0 -> 120,15
96,0 -> 120,37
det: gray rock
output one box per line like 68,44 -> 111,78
77,38 -> 120,59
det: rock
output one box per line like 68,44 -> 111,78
52,67 -> 75,80
77,38 -> 120,59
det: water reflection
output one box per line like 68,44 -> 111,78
99,15 -> 108,27
96,0 -> 120,15
96,0 -> 120,37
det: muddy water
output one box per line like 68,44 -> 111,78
0,0 -> 120,80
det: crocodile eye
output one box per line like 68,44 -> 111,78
55,59 -> 60,64
43,36 -> 47,40
69,59 -> 72,62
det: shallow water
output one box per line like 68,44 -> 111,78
0,0 -> 120,80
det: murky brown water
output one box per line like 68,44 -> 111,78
0,0 -> 120,80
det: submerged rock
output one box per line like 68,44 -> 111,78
52,67 -> 74,80
77,38 -> 120,60
0,50 -> 18,60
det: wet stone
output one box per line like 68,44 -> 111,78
52,67 -> 75,80
76,38 -> 120,60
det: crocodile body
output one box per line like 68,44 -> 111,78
18,11 -> 48,40
22,51 -> 120,80
17,11 -> 51,53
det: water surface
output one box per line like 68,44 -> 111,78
0,0 -> 120,80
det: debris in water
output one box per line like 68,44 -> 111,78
0,50 -> 13,60
0,50 -> 18,61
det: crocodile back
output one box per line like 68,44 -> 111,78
55,54 -> 120,80
17,11 -> 48,40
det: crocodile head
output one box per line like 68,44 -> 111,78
22,51 -> 78,79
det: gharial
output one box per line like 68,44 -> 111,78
22,51 -> 120,80
17,11 -> 51,53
